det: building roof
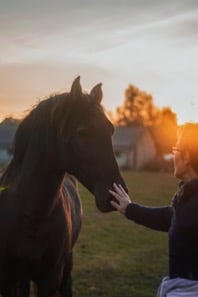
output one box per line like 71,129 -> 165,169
112,126 -> 145,151
0,124 -> 17,150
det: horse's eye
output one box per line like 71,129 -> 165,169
76,127 -> 90,137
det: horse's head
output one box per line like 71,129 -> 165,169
12,77 -> 127,212
53,77 -> 127,212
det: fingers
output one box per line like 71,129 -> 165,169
110,200 -> 121,211
110,199 -> 125,214
113,183 -> 129,199
116,183 -> 127,196
109,188 -> 121,200
109,184 -> 127,201
111,183 -> 129,201
109,188 -> 123,211
112,183 -> 125,197
109,183 -> 131,215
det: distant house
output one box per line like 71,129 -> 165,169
112,126 -> 156,171
0,124 -> 17,163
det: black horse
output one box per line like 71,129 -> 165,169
0,77 -> 127,297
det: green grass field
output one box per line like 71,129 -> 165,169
72,171 -> 178,297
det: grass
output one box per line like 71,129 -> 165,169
72,171 -> 178,297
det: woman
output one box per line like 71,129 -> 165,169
109,123 -> 198,297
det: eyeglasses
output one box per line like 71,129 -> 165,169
172,146 -> 183,154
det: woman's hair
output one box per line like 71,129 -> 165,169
178,122 -> 198,173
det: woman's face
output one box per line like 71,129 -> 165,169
172,137 -> 190,180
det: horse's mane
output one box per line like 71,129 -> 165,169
0,87 -> 102,190
0,92 -> 83,252
0,92 -> 70,188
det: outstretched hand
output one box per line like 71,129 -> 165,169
109,183 -> 132,214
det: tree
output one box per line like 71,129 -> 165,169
111,83 -> 178,155
114,84 -> 159,127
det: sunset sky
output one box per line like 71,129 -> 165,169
0,0 -> 198,124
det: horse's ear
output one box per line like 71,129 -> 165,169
70,76 -> 82,99
90,83 -> 103,104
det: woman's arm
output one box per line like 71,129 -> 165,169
109,183 -> 172,232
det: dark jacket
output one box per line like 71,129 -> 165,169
125,178 -> 198,279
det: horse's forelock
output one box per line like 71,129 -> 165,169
51,90 -> 103,138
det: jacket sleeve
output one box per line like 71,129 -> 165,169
125,202 -> 173,232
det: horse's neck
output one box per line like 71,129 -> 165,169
16,163 -> 65,218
